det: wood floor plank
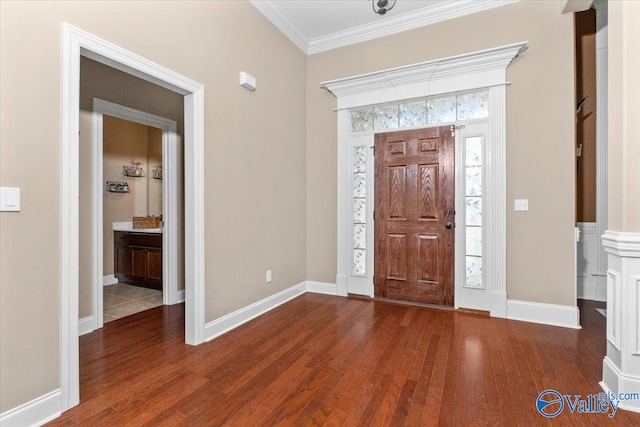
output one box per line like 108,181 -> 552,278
46,296 -> 640,426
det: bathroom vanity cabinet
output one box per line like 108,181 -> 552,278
114,231 -> 162,290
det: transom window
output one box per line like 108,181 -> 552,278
350,90 -> 489,134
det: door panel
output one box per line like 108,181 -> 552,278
375,126 -> 455,306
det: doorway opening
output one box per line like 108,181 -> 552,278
61,23 -> 205,411
574,2 -> 608,305
87,97 -> 182,330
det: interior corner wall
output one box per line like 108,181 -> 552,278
305,0 -> 577,306
0,0 -> 306,413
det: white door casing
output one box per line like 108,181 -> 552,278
323,42 -> 527,316
61,23 -> 205,411
92,99 -> 180,331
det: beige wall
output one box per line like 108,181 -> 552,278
575,9 -> 597,223
608,1 -> 640,233
78,56 -> 185,319
0,0 -> 306,413
306,1 -> 577,305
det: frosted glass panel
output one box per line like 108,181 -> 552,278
353,199 -> 366,223
457,91 -> 489,120
466,226 -> 482,256
466,256 -> 482,287
399,100 -> 427,128
427,96 -> 456,124
466,137 -> 482,166
353,249 -> 366,275
374,105 -> 399,131
353,173 -> 366,198
354,224 -> 366,249
465,197 -> 482,226
351,109 -> 373,133
353,147 -> 366,173
466,167 -> 482,196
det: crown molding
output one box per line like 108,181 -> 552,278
249,0 -> 309,53
250,0 -> 521,55
321,42 -> 527,100
308,0 -> 521,55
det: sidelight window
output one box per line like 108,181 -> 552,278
465,136 -> 483,288
352,146 -> 367,275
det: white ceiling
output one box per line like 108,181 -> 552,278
250,0 -> 519,55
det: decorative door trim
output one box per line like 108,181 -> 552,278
323,43 -> 527,317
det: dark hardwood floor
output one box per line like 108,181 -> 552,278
47,295 -> 640,426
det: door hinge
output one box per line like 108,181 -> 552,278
373,210 -> 375,220
372,145 -> 375,156
450,125 -> 455,137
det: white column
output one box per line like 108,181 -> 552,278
487,85 -> 507,317
601,232 -> 640,412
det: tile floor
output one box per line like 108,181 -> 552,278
103,283 -> 162,323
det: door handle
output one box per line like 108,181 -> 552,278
445,222 -> 454,229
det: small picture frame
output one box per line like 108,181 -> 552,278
152,168 -> 163,180
123,165 -> 145,177
106,181 -> 130,193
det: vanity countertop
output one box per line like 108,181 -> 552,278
112,221 -> 162,234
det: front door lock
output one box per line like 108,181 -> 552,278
445,222 -> 454,229
445,209 -> 454,217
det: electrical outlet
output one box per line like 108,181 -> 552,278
266,270 -> 272,283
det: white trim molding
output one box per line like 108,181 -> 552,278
78,316 -> 94,336
205,283 -> 307,342
61,22 -> 205,412
306,281 -> 338,295
601,231 -> 640,412
204,281 -> 337,342
102,275 -> 118,286
577,222 -> 607,301
92,98 -> 180,330
321,42 -> 527,110
506,299 -> 581,329
0,389 -> 61,427
324,43 -> 525,320
250,0 -> 520,55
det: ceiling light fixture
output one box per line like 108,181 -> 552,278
372,0 -> 397,15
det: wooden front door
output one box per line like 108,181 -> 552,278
374,126 -> 455,306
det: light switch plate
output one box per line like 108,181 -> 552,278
514,199 -> 528,211
0,187 -> 20,212
266,270 -> 272,283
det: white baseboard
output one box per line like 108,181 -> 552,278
305,281 -> 337,295
578,280 -> 596,300
78,316 -> 94,336
0,389 -> 61,427
595,275 -> 607,302
103,274 -> 117,286
601,357 -> 640,413
204,282 -> 307,342
507,299 -> 581,329
176,289 -> 185,303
